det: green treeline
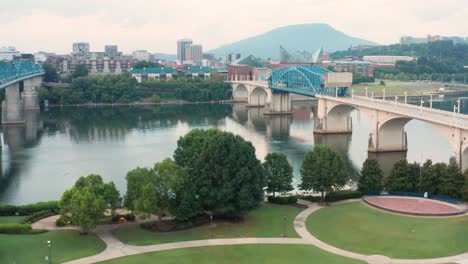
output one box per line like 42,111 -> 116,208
332,40 -> 468,81
37,74 -> 232,105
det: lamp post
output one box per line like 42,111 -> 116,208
457,98 -> 461,114
420,99 -> 424,112
283,216 -> 286,238
394,96 -> 398,105
47,240 -> 52,264
382,88 -> 386,101
365,86 -> 368,97
429,94 -> 433,108
404,91 -> 407,104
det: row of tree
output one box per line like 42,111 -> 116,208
358,158 -> 468,200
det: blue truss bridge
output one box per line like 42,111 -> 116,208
0,59 -> 45,90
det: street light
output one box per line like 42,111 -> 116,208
365,86 -> 368,97
394,96 -> 398,105
457,98 -> 461,114
371,91 -> 374,103
283,216 -> 287,238
47,240 -> 52,264
429,94 -> 433,108
404,91 -> 408,104
420,99 -> 424,112
382,88 -> 386,101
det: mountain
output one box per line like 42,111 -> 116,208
153,53 -> 176,61
208,24 -> 378,60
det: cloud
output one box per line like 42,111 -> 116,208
0,0 -> 467,54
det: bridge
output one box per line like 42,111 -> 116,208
0,59 -> 44,124
229,66 -> 468,169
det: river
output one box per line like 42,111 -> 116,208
0,100 -> 461,205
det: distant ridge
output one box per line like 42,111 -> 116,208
208,23 -> 378,59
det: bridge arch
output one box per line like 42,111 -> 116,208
233,84 -> 248,101
249,87 -> 268,106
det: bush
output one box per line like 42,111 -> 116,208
325,190 -> 363,202
299,195 -> 321,203
0,201 -> 59,216
23,210 -> 55,223
267,196 -> 298,205
56,215 -> 71,227
0,224 -> 32,234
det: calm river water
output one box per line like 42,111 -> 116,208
0,100 -> 461,205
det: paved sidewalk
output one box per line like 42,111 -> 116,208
34,200 -> 468,264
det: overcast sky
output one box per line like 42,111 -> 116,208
1,0 -> 467,54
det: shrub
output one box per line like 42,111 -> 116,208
23,210 -> 55,223
325,190 -> 363,202
111,213 -> 136,222
299,195 -> 321,203
0,201 -> 59,216
267,196 -> 298,205
0,224 -> 32,234
55,215 -> 71,227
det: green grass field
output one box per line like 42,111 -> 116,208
0,216 -> 24,224
306,202 -> 468,259
96,244 -> 365,264
116,203 -> 303,245
352,80 -> 445,96
0,230 -> 106,263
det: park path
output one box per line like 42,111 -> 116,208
31,200 -> 468,264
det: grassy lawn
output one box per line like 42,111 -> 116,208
306,202 -> 468,259
0,230 -> 106,264
352,80 -> 443,96
0,216 -> 24,224
97,244 -> 365,264
116,203 -> 303,245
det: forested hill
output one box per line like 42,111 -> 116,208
332,40 -> 468,75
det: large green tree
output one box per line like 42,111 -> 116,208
124,159 -> 200,221
358,158 -> 384,194
263,152 -> 293,196
440,158 -> 465,198
43,63 -> 58,82
59,174 -> 120,234
385,160 -> 420,192
72,64 -> 89,79
299,145 -> 347,204
174,129 -> 265,217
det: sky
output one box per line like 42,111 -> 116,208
1,0 -> 467,54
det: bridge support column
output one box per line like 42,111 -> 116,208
313,97 -> 352,134
2,83 -> 25,124
265,92 -> 292,115
367,110 -> 409,153
22,76 -> 41,110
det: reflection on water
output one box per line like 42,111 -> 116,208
0,101 -> 460,204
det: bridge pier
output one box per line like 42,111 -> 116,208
22,76 -> 41,110
2,83 -> 25,124
265,92 -> 292,115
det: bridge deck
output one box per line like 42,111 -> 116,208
319,95 -> 468,130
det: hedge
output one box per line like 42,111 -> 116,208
23,210 -> 55,223
299,190 -> 363,203
0,224 -> 48,234
0,201 -> 59,216
56,215 -> 71,227
267,196 -> 298,205
325,190 -> 363,202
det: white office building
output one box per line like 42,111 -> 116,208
132,50 -> 151,61
0,46 -> 20,61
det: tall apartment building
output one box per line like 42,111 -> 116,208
177,38 -> 193,64
72,42 -> 90,53
132,50 -> 151,61
185,44 -> 203,65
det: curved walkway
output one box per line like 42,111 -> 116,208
31,200 -> 468,264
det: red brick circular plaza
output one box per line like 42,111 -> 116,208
363,196 -> 466,216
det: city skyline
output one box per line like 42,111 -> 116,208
1,0 -> 467,54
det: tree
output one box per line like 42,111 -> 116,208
72,64 -> 89,78
174,129 -> 265,217
59,174 -> 120,234
263,152 -> 293,196
299,145 -> 347,204
358,158 -> 383,194
124,159 -> 200,222
440,158 -> 465,198
133,60 -> 163,69
43,63 -> 58,82
385,159 -> 414,191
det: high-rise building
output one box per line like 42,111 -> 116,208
177,38 -> 193,64
72,42 -> 90,53
185,44 -> 203,65
104,45 -> 118,54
